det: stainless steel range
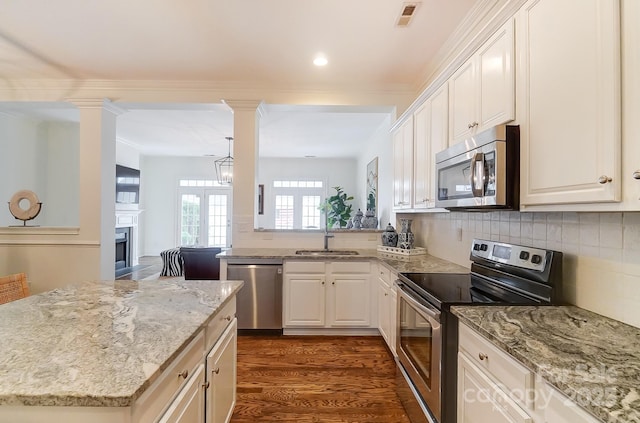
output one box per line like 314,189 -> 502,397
395,239 -> 563,423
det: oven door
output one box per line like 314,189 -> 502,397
396,282 -> 442,422
435,140 -> 506,209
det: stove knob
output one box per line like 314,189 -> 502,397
480,244 -> 488,251
531,254 -> 542,264
473,243 -> 480,251
519,251 -> 530,260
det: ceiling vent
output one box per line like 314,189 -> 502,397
396,2 -> 420,27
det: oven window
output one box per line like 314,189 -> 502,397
399,296 -> 433,389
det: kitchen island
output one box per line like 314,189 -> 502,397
0,278 -> 243,423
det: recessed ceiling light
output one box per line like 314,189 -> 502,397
313,55 -> 328,66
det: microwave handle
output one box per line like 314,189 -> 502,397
470,152 -> 485,197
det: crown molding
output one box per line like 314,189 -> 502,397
391,0 -> 528,132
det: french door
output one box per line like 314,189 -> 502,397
178,188 -> 232,248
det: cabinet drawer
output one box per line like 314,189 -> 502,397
330,261 -> 370,274
205,299 -> 236,352
377,265 -> 391,286
132,331 -> 205,423
458,353 -> 533,423
459,323 -> 533,408
543,382 -> 602,423
285,261 -> 326,273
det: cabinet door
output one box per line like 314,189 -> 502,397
428,85 -> 449,205
449,58 -> 478,143
377,280 -> 391,343
518,0 -> 621,205
327,273 -> 371,327
393,117 -> 414,209
389,286 -> 397,356
158,364 -> 206,423
206,319 -> 237,423
478,18 -> 515,131
284,274 -> 326,326
413,102 -> 431,209
457,353 -> 532,423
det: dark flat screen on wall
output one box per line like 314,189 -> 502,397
116,165 -> 140,204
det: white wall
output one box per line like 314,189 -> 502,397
256,157 -> 358,229
407,211 -> 640,329
0,114 -> 79,227
356,114 -> 394,230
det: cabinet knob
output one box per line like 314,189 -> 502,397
224,315 -> 232,321
202,381 -> 210,390
321,280 -> 325,285
332,281 -> 335,285
478,352 -> 488,361
598,175 -> 613,184
213,367 -> 220,375
177,369 -> 189,379
633,170 -> 640,180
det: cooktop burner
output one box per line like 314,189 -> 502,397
398,239 -> 564,310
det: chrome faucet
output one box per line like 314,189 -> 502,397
323,231 -> 334,251
323,207 -> 334,251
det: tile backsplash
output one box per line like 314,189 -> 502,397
404,211 -> 640,328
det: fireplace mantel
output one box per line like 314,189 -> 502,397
116,209 -> 143,268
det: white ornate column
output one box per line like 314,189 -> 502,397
68,98 -> 123,279
223,100 -> 264,248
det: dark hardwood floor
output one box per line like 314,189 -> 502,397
231,336 -> 411,423
116,256 -> 162,280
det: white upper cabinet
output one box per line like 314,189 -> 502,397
393,116 -> 414,209
449,19 -> 515,145
413,85 -> 449,209
517,0 -> 621,206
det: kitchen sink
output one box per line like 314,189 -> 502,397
295,249 -> 359,256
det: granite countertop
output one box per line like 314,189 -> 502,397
218,248 -> 470,274
452,305 -> 640,423
0,278 -> 243,407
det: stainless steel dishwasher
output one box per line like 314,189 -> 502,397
226,258 -> 283,334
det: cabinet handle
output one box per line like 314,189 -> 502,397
177,369 -> 189,379
598,175 -> 613,184
213,367 -> 220,375
468,122 -> 479,129
202,381 -> 210,390
478,352 -> 488,361
633,171 -> 640,180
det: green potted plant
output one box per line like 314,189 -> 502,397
321,186 -> 354,229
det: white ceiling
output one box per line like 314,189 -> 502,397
0,0 -> 479,158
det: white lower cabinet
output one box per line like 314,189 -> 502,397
155,300 -> 237,423
458,354 -> 532,423
206,319 -> 238,423
284,260 -> 374,328
376,263 -> 397,355
459,322 -> 604,423
158,364 -> 206,423
539,381 -> 602,423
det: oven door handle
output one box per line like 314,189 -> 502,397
397,282 -> 441,321
470,152 -> 485,198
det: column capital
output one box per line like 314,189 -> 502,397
222,99 -> 264,113
65,98 -> 127,116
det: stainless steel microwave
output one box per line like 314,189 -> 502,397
435,125 -> 519,210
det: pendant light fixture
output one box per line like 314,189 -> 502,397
215,136 -> 234,185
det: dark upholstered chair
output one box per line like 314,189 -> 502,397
180,247 -> 221,280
